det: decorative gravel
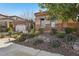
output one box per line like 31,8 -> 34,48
13,33 -> 79,56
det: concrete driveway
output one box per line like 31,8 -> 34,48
0,38 -> 63,56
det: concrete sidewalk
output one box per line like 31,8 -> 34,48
0,38 -> 63,56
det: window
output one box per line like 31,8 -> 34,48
50,16 -> 56,28
51,20 -> 56,28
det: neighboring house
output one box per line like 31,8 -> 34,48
13,19 -> 28,33
34,11 -> 76,33
0,14 -> 30,33
0,14 -> 13,32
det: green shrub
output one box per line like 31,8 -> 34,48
29,34 -> 35,38
39,28 -> 44,34
51,28 -> 57,34
11,34 -> 19,39
13,35 -> 18,39
16,32 -> 22,35
17,33 -> 39,42
33,39 -> 44,45
64,34 -> 77,43
51,40 -> 61,48
30,28 -> 35,34
17,34 -> 27,42
64,27 -> 75,34
34,32 -> 39,36
29,28 -> 38,38
56,32 -> 65,38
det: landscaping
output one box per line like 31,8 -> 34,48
1,3 -> 79,56
12,27 -> 79,56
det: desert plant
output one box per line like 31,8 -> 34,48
51,40 -> 61,48
33,39 -> 44,45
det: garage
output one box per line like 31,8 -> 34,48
15,24 -> 26,32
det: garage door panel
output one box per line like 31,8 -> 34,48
15,25 -> 26,32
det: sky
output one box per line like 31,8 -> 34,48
0,3 -> 40,20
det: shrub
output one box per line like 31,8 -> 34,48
30,28 -> 35,34
51,40 -> 61,48
29,34 -> 35,38
56,32 -> 65,38
64,34 -> 77,43
17,33 -> 39,42
11,34 -> 19,39
13,35 -> 18,39
34,32 -> 39,36
51,28 -> 57,34
28,32 -> 39,38
16,32 -> 22,35
33,39 -> 44,45
64,27 -> 75,34
0,34 -> 5,38
39,28 -> 44,34
17,34 -> 27,42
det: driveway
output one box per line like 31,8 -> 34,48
0,38 -> 63,56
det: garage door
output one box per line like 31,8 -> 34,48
15,25 -> 26,32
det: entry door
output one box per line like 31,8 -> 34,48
40,18 -> 46,28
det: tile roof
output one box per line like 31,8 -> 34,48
0,14 -> 28,20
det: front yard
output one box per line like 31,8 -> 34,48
0,27 -> 77,55
12,28 -> 79,56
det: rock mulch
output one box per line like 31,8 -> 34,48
14,33 -> 79,56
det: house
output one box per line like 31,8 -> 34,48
0,14 -> 13,32
13,18 -> 29,33
34,11 -> 76,33
0,14 -> 30,33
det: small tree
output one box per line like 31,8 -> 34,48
7,22 -> 13,37
7,27 -> 12,37
39,3 -> 78,29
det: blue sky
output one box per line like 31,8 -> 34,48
0,3 -> 40,19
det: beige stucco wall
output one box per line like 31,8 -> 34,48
0,15 -> 6,19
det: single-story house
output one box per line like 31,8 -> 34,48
0,14 -> 31,33
34,11 -> 77,33
13,19 -> 28,33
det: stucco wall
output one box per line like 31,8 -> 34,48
35,12 -> 77,32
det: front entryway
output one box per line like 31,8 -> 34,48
40,17 -> 46,28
